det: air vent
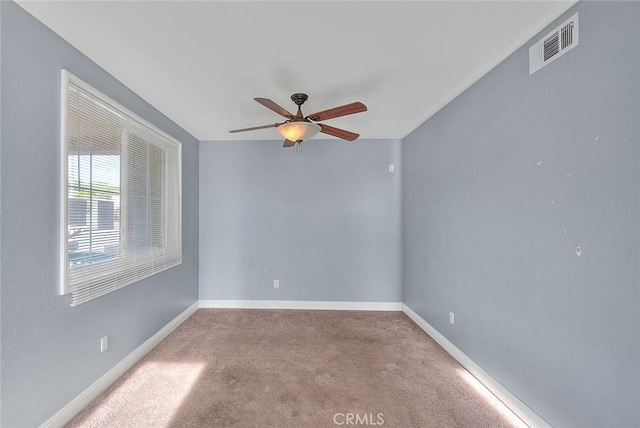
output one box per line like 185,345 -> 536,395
529,13 -> 579,75
543,33 -> 560,61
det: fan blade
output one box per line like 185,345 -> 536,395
306,102 -> 367,122
283,139 -> 296,148
254,98 -> 295,118
229,123 -> 282,133
319,124 -> 360,141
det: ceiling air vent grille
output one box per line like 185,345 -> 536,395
544,33 -> 560,61
561,21 -> 574,49
530,13 -> 578,75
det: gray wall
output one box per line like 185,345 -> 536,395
0,3 -> 199,426
199,139 -> 402,302
403,2 -> 639,427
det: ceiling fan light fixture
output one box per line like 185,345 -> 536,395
277,121 -> 321,142
229,94 -> 366,146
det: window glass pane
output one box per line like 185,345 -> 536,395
69,198 -> 88,227
67,154 -> 121,267
97,200 -> 115,231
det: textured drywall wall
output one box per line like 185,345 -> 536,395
0,3 -> 199,426
199,139 -> 402,302
403,2 -> 639,427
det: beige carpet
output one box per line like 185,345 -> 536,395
67,309 -> 520,427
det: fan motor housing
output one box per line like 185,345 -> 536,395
291,93 -> 308,106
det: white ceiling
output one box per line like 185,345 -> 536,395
18,1 -> 575,141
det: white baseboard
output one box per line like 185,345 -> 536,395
39,301 -> 199,428
402,304 -> 550,428
199,300 -> 403,311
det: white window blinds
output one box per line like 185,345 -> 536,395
61,70 -> 182,306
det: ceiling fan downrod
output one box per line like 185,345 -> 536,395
291,93 -> 308,119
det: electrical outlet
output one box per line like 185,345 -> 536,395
274,280 -> 279,288
449,312 -> 455,325
100,335 -> 108,352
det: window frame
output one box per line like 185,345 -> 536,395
59,70 -> 182,297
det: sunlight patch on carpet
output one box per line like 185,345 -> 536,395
77,361 -> 205,427
459,369 -> 528,428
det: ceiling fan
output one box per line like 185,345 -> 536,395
229,93 -> 367,147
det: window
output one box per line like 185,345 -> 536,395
61,70 -> 182,306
